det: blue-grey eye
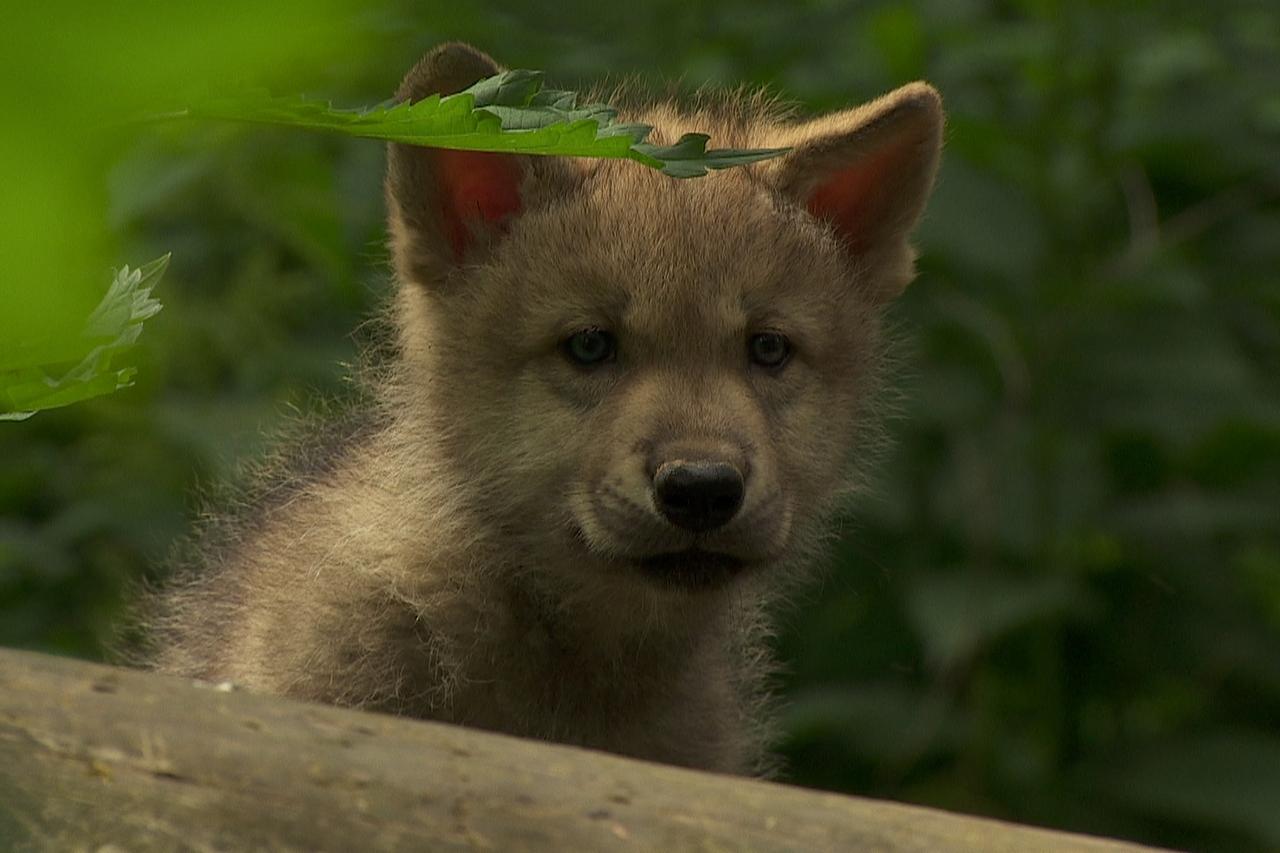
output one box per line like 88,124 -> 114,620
748,332 -> 791,368
563,328 -> 616,366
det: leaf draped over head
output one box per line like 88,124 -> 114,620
182,70 -> 790,179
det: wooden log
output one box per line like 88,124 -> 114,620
0,648 -> 1170,852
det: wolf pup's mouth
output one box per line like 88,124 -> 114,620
635,548 -> 747,590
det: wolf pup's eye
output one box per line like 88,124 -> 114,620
563,328 -> 617,366
748,332 -> 792,369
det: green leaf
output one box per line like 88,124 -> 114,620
1097,732 -> 1280,849
906,572 -> 1082,670
171,70 -> 788,178
782,683 -> 960,765
0,255 -> 168,420
636,133 -> 796,178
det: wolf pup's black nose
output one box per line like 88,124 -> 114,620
653,461 -> 745,532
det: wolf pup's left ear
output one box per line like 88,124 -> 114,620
773,83 -> 943,302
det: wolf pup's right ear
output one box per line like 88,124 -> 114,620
386,43 -> 563,288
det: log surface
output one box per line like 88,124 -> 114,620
0,647 -> 1171,852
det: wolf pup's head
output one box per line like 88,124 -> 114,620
385,43 -> 942,603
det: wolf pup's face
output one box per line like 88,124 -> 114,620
386,44 -> 942,597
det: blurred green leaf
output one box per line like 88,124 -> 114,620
783,683 -> 959,766
916,155 -> 1046,282
906,572 -> 1082,670
0,255 -> 167,420
1098,732 -> 1280,849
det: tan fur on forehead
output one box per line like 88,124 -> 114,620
583,77 -> 801,149
435,163 -> 852,363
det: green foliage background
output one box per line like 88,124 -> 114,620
3,2 -> 1278,850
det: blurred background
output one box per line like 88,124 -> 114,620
2,2 -> 1278,850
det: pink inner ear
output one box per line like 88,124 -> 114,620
433,150 -> 523,261
805,142 -> 910,254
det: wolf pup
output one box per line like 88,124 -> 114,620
147,42 -> 942,776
